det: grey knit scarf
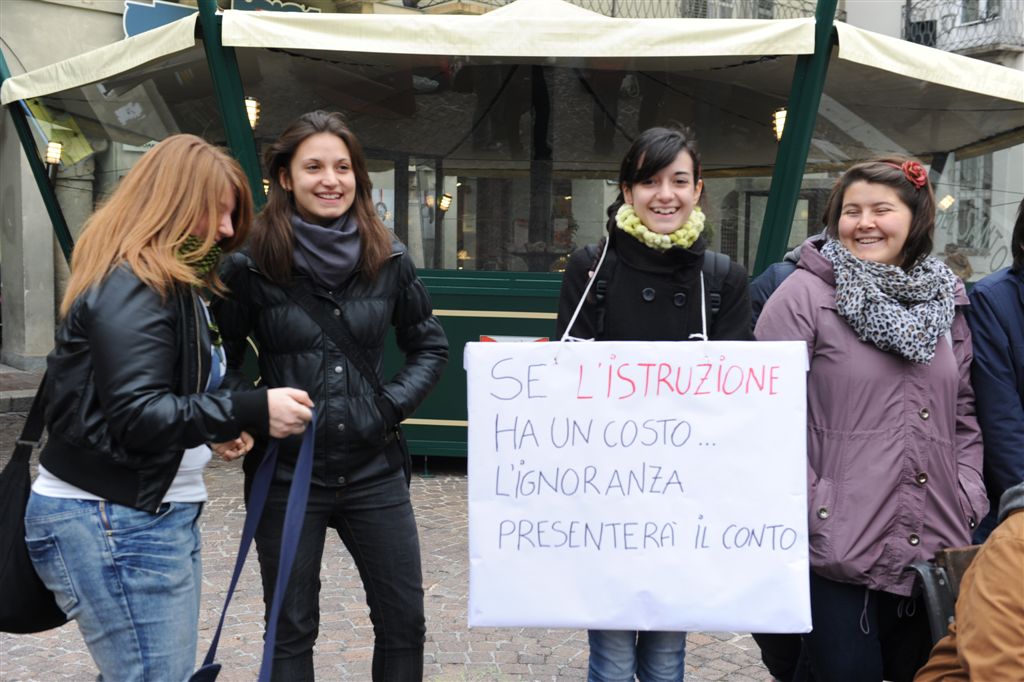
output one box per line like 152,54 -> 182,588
290,211 -> 361,291
821,238 -> 957,364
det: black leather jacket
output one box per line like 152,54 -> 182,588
213,242 -> 449,487
41,266 -> 269,513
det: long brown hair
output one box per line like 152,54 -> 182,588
252,111 -> 392,283
822,157 -> 936,271
61,134 -> 253,317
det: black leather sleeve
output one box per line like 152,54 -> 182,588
382,252 -> 449,422
212,251 -> 260,394
81,268 -> 246,451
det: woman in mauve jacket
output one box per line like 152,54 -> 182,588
25,135 -> 312,682
755,158 -> 988,682
213,111 -> 449,681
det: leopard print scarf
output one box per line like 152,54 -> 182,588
821,238 -> 957,364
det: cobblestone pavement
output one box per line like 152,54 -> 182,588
0,410 -> 770,681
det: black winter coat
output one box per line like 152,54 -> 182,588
41,265 -> 269,513
556,229 -> 753,342
214,242 -> 449,487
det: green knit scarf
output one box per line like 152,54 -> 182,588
616,203 -> 705,251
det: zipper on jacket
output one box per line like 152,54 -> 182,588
192,293 -> 203,393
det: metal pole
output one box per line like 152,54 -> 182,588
196,0 -> 265,210
752,0 -> 838,276
1,52 -> 75,264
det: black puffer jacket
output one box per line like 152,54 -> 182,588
214,241 -> 449,487
41,265 -> 270,513
556,230 -> 753,342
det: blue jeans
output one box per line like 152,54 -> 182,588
588,629 -> 686,682
24,494 -> 203,682
251,468 -> 424,681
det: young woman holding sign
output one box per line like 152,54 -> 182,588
213,111 -> 448,680
754,158 -> 988,682
556,126 -> 752,681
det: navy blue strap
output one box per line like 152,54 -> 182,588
196,411 -> 317,682
261,410 -> 316,676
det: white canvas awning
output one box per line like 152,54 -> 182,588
220,0 -> 816,60
816,21 -> 1023,160
1,14 -> 198,105
833,21 -> 1022,105
2,0 -> 1021,162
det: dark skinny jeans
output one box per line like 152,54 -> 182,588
251,468 -> 425,681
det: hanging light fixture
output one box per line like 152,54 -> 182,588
438,193 -> 453,212
772,107 -> 787,142
937,194 -> 956,211
45,140 -> 63,165
244,96 -> 261,129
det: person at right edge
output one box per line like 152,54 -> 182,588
964,198 -> 1024,543
913,479 -> 1024,681
556,125 -> 752,682
755,158 -> 988,682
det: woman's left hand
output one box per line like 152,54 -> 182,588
211,431 -> 254,461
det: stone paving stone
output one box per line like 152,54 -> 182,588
0,417 -> 772,680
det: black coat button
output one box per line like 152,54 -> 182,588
673,292 -> 686,307
641,288 -> 655,302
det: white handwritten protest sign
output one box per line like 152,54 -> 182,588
466,340 -> 810,632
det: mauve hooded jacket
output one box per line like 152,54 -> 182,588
755,238 -> 988,596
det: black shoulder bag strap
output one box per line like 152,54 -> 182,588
281,283 -> 412,483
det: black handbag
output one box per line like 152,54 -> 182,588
0,375 -> 69,633
282,283 -> 413,485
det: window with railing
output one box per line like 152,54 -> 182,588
961,0 -> 1001,23
952,155 -> 994,251
416,0 -> 841,20
905,0 -> 1023,53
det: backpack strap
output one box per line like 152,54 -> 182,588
702,250 -> 730,323
585,241 -> 618,339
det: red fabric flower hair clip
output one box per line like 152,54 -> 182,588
887,160 -> 928,190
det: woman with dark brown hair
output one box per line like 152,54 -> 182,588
214,111 -> 449,680
755,158 -> 988,681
